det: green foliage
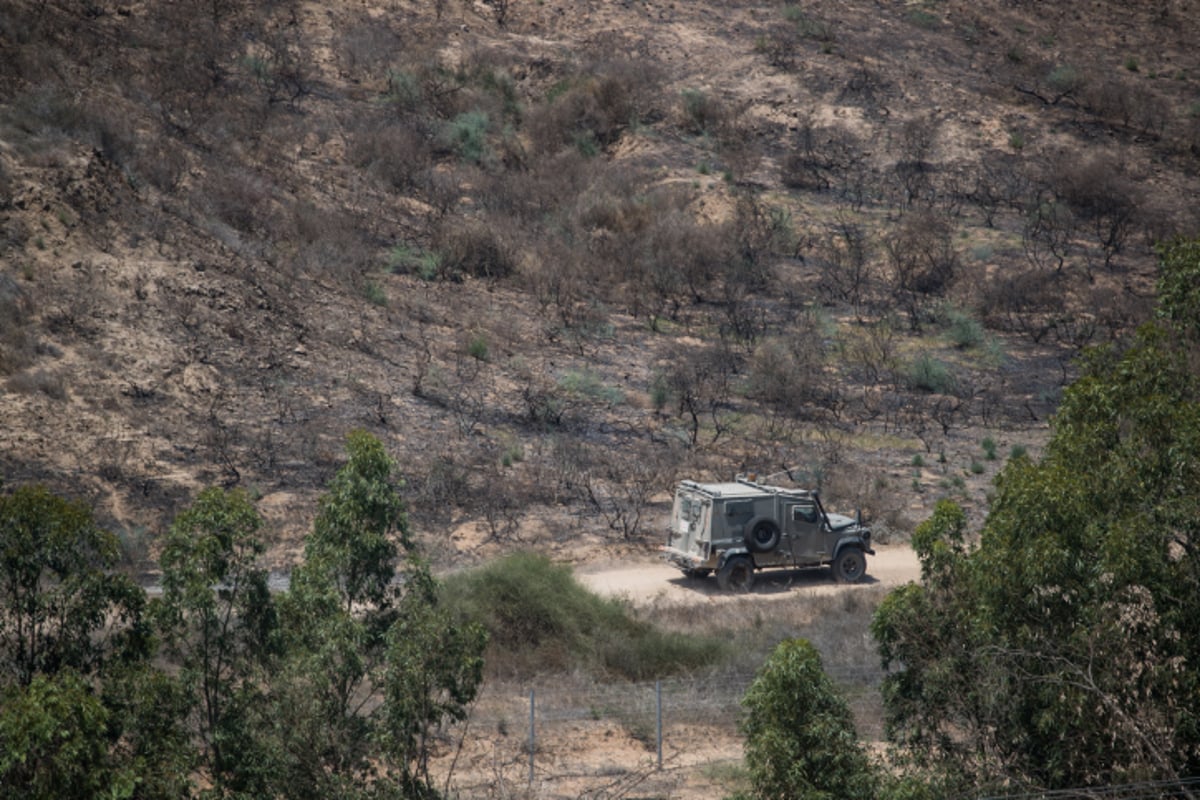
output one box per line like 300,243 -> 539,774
1048,64 -> 1084,96
467,333 -> 489,361
0,670 -> 135,799
650,372 -> 670,410
363,280 -> 387,307
740,638 -> 877,800
389,244 -> 441,281
271,431 -> 485,799
873,272 -> 1200,792
938,305 -> 985,349
441,552 -> 726,680
443,110 -> 491,165
0,485 -> 148,687
557,369 -> 625,405
295,429 -> 408,610
905,9 -> 939,29
155,486 -> 276,794
904,353 -> 956,394
1156,236 -> 1200,341
981,436 -> 997,460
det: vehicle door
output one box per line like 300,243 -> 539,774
785,500 -> 827,565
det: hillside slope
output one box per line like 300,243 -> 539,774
1,0 -> 1198,567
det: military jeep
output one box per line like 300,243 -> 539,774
661,476 -> 874,591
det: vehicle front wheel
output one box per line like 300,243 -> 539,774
832,548 -> 867,584
717,557 -> 755,592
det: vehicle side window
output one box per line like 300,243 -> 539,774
726,501 -> 752,518
792,503 -> 817,523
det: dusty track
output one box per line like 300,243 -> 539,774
576,542 -> 920,605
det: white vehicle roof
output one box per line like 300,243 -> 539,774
677,479 -> 817,501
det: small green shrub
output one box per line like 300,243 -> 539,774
940,305 -> 985,349
443,110 -> 491,165
911,454 -> 925,468
557,369 -> 624,405
650,373 -> 670,411
970,460 -> 985,475
905,353 -> 956,394
906,9 -> 939,29
499,441 -> 524,468
1124,56 -> 1139,72
1010,444 -> 1028,460
971,244 -> 994,262
1048,64 -> 1084,96
1008,131 -> 1025,150
467,334 -> 489,361
573,131 -> 599,157
982,437 -> 997,460
363,281 -> 387,307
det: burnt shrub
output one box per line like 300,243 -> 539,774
679,88 -> 730,136
781,119 -> 863,192
882,211 -> 960,328
527,59 -> 662,156
746,314 -> 829,416
1048,151 -> 1140,270
349,117 -> 432,192
0,274 -> 35,375
432,219 -> 517,281
814,216 -> 873,309
200,168 -> 274,235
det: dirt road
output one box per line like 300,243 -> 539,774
576,542 -> 921,604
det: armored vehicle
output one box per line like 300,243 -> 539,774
662,476 -> 874,591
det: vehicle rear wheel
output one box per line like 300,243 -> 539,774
717,557 -> 755,592
745,521 -> 781,553
832,548 -> 867,584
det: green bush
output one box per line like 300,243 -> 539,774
905,353 -> 956,394
443,110 -> 491,165
981,436 -> 997,460
362,281 -> 387,307
940,305 -> 985,349
1048,64 -> 1084,96
557,369 -> 624,406
440,553 -> 727,680
740,639 -> 877,800
467,334 -> 489,361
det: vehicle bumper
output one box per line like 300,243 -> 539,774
660,545 -> 717,572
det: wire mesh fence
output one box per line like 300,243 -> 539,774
440,665 -> 887,798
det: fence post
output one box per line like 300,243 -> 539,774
529,688 -> 536,786
656,679 -> 663,771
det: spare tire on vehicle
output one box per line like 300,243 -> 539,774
745,521 -> 781,553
